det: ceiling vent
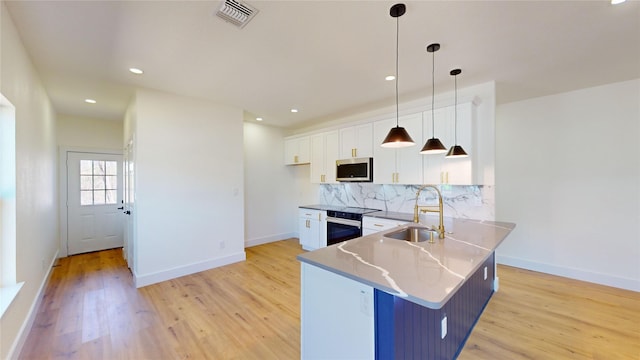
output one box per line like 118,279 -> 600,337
216,0 -> 258,28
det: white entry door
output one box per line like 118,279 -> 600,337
67,152 -> 124,255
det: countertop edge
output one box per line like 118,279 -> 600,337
297,254 -> 443,309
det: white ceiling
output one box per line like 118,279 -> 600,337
5,0 -> 639,129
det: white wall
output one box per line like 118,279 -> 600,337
56,115 -> 123,149
243,122 -> 301,246
132,89 -> 246,287
0,2 -> 59,358
495,79 -> 640,291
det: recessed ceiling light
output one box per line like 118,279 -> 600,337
291,109 -> 298,113
611,0 -> 626,4
385,75 -> 395,81
85,99 -> 96,104
129,68 -> 144,75
256,117 -> 263,121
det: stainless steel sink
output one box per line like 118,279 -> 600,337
384,226 -> 438,243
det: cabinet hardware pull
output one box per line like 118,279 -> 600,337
374,224 -> 384,227
294,155 -> 299,163
445,172 -> 449,184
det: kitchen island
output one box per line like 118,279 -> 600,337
297,218 -> 515,360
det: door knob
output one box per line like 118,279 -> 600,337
125,210 -> 131,215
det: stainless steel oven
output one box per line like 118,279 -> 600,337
326,207 -> 381,246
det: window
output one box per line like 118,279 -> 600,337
1,93 -> 22,318
80,160 -> 118,206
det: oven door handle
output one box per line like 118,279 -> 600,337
327,217 -> 361,229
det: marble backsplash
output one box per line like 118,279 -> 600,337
318,183 -> 495,221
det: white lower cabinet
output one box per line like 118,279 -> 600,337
301,263 -> 374,360
299,209 -> 326,251
362,216 -> 409,236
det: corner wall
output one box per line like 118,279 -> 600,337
132,89 -> 246,287
1,2 -> 59,358
495,79 -> 640,291
243,122 -> 311,246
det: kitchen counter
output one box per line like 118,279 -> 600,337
297,218 -> 515,309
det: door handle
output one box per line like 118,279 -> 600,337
117,207 -> 124,210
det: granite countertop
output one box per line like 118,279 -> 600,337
297,218 -> 515,309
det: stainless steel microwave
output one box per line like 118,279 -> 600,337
336,157 -> 373,182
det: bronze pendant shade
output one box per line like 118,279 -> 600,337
381,3 -> 415,148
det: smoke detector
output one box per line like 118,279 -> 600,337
216,0 -> 258,28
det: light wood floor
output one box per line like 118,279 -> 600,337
19,239 -> 639,359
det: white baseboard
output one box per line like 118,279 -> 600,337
496,254 -> 640,292
134,251 -> 247,288
8,250 -> 59,360
245,232 -> 297,248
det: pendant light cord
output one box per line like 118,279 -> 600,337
395,16 -> 400,127
454,73 -> 458,145
431,50 -> 435,137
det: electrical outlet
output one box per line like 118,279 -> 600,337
360,290 -> 371,316
219,241 -> 226,250
484,266 -> 487,280
441,315 -> 447,339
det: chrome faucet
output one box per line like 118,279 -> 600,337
413,185 -> 445,239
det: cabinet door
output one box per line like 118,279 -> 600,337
298,136 -> 310,164
301,263 -> 374,359
310,134 -> 325,183
373,118 -> 398,184
423,107 -> 450,184
310,131 -> 339,184
442,103 -> 473,185
424,104 -> 474,184
340,123 -> 373,159
324,131 -> 339,183
285,138 -> 299,165
285,136 -> 310,165
396,113 -> 423,184
299,212 -> 320,251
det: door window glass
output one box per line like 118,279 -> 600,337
80,160 -> 118,205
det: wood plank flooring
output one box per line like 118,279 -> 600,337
19,239 -> 639,359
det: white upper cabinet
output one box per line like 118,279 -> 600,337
285,136 -> 310,165
339,123 -> 373,159
423,102 -> 475,185
310,130 -> 339,184
284,98 -> 487,185
373,113 -> 423,184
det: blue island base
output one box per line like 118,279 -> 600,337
375,253 -> 495,360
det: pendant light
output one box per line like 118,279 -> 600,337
446,69 -> 469,158
381,3 -> 415,148
420,43 -> 447,154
